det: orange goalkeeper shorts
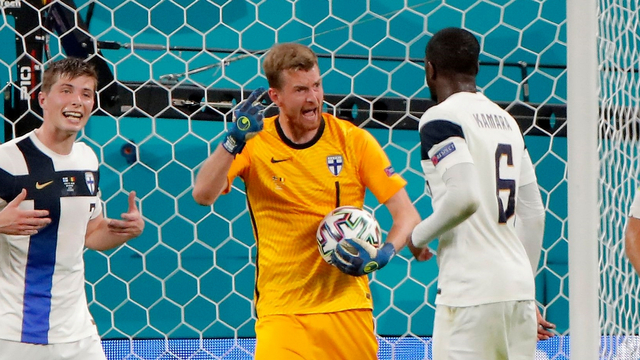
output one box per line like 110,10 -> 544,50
254,309 -> 377,360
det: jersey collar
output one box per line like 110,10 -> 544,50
275,114 -> 326,150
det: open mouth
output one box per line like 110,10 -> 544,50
63,111 -> 83,122
302,108 -> 317,120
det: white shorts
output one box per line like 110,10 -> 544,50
0,334 -> 106,360
432,300 -> 537,360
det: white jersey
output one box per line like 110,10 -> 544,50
419,92 -> 537,307
630,189 -> 640,218
0,131 -> 102,344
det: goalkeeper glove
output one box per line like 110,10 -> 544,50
331,238 -> 396,276
221,87 -> 267,155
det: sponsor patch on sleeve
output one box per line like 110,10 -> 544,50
384,166 -> 396,177
431,142 -> 456,165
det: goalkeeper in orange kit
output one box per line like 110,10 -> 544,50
193,42 -> 428,359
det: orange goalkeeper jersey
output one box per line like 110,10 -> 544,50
224,113 -> 406,317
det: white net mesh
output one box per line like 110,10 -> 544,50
599,0 -> 640,358
1,0 -> 571,359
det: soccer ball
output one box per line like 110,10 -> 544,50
316,206 -> 382,264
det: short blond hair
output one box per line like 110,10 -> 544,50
262,43 -> 318,89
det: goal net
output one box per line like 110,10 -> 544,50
599,0 -> 640,358
1,0 -> 572,359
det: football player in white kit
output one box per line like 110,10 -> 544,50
408,27 -> 555,359
0,58 -> 145,360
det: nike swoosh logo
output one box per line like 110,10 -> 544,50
35,180 -> 54,190
271,157 -> 291,163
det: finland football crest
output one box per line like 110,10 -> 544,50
85,172 -> 96,195
326,155 -> 343,176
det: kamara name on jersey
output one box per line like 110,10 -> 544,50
473,113 -> 513,130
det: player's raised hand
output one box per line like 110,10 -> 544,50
331,238 -> 396,276
221,87 -> 267,155
0,189 -> 51,236
107,191 -> 144,238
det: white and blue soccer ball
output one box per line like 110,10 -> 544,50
316,206 -> 382,264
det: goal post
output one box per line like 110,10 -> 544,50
566,0 -> 600,359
